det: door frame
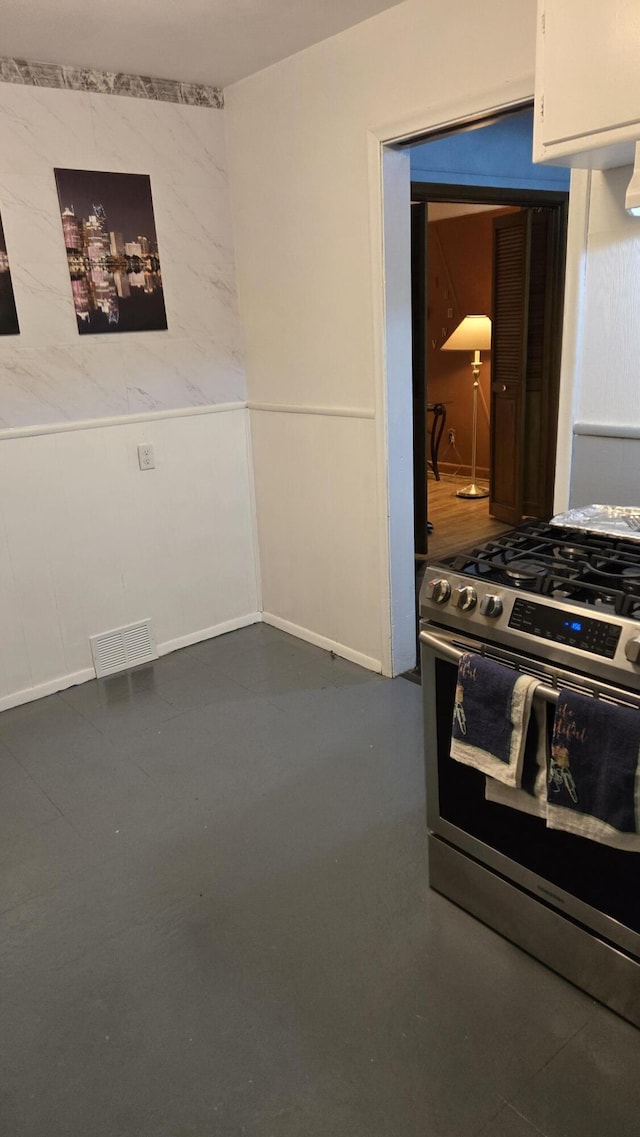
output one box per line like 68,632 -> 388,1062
367,82 -> 588,676
410,183 -> 569,538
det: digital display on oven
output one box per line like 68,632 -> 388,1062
508,598 -> 622,658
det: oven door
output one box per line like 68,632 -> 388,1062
420,622 -> 640,960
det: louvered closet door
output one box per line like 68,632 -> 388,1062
490,211 -> 531,525
522,210 -> 554,519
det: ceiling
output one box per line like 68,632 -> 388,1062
0,0 -> 406,89
427,203 -> 507,221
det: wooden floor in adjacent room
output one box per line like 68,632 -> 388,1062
424,472 -> 513,562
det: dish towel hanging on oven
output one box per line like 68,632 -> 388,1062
484,696 -> 548,818
450,652 -> 542,788
546,690 -> 640,852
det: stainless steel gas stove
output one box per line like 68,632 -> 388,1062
419,518 -> 640,1027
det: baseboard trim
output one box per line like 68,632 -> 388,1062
432,463 -> 490,479
0,612 -> 263,713
158,612 -> 262,656
0,667 -> 97,712
262,611 -> 381,673
0,614 -> 378,712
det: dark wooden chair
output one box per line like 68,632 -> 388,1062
427,402 -> 447,481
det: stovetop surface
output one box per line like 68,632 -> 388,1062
436,518 -> 640,618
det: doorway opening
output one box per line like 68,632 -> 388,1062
398,106 -> 571,674
375,98 -> 574,676
411,183 -> 569,568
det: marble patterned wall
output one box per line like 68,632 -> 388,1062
0,81 -> 245,427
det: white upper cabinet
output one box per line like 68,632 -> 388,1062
534,0 -> 640,169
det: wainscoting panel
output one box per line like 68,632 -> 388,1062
249,409 -> 383,670
570,427 -> 640,509
0,407 -> 259,708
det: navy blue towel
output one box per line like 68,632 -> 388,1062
547,691 -> 640,849
450,653 -> 540,787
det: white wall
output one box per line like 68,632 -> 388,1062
0,82 -> 259,708
559,163 -> 640,508
0,410 -> 259,710
574,165 -> 640,427
225,0 -> 538,673
250,409 -> 380,669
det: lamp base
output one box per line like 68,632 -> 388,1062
456,482 -> 489,500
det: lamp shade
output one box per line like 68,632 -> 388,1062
441,315 -> 492,352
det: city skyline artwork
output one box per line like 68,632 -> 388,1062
0,212 -> 19,335
54,168 -> 168,335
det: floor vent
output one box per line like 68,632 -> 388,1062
90,620 -> 157,678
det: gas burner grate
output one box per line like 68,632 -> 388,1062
442,518 -> 640,603
547,576 -> 625,613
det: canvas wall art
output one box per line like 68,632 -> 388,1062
54,168 -> 168,335
0,212 -> 19,335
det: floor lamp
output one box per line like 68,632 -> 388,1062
441,315 -> 492,500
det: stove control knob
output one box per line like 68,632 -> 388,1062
624,637 -> 640,664
452,586 -> 477,612
480,593 -> 503,618
425,578 -> 451,605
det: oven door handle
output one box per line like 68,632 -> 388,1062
419,628 -> 561,703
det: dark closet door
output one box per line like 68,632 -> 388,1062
522,208 -> 564,520
490,207 -> 564,525
489,211 -> 531,525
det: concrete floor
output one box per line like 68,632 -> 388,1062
0,623 -> 639,1136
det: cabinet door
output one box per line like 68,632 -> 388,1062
534,0 -> 640,168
